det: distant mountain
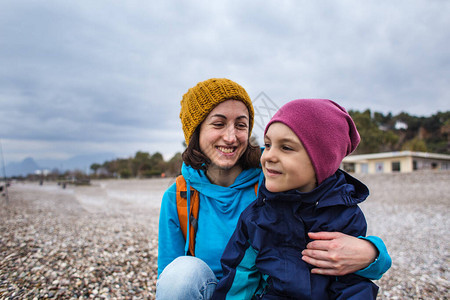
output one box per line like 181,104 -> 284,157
4,152 -> 116,177
37,152 -> 116,172
4,157 -> 41,177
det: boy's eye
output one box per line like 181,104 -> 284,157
264,143 -> 271,148
282,145 -> 293,151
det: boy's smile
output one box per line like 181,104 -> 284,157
264,167 -> 282,175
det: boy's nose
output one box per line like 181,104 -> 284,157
264,148 -> 278,162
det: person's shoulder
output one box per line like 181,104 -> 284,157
238,198 -> 263,222
161,179 -> 178,201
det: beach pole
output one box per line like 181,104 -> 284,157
0,139 -> 9,203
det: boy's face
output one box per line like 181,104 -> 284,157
261,122 -> 316,193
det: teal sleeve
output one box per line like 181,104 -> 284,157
355,236 -> 392,280
226,246 -> 261,299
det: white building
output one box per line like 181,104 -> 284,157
342,151 -> 450,174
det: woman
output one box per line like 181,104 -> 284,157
156,78 -> 391,299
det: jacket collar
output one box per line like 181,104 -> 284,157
259,169 -> 369,208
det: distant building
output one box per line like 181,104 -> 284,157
342,151 -> 450,174
394,121 -> 408,130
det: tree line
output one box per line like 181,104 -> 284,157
349,110 -> 449,154
90,151 -> 183,179
89,110 -> 449,179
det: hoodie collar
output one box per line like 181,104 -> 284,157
181,163 -> 261,198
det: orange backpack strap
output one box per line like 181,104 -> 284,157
176,175 -> 199,256
175,176 -> 258,256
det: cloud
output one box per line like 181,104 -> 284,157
0,0 -> 449,163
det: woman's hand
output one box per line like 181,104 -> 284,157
301,232 -> 378,276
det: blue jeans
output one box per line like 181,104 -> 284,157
156,256 -> 218,299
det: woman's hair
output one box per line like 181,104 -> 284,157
182,126 -> 261,171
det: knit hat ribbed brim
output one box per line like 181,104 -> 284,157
180,78 -> 254,145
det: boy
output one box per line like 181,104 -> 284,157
213,99 -> 379,299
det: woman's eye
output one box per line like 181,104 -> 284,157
264,143 -> 271,148
236,123 -> 248,129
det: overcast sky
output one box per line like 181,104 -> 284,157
1,0 -> 449,164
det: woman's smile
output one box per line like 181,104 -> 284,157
217,146 -> 237,154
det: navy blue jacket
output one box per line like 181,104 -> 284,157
213,170 -> 379,299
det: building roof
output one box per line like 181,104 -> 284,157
343,151 -> 450,162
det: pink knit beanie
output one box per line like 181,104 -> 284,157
264,99 -> 360,185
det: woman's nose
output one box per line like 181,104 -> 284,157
223,126 -> 237,143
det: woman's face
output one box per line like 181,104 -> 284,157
199,100 -> 250,171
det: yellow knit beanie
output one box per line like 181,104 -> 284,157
180,78 -> 254,145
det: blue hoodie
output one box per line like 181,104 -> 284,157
157,163 -> 261,277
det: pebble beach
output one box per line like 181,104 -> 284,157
1,171 -> 449,299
